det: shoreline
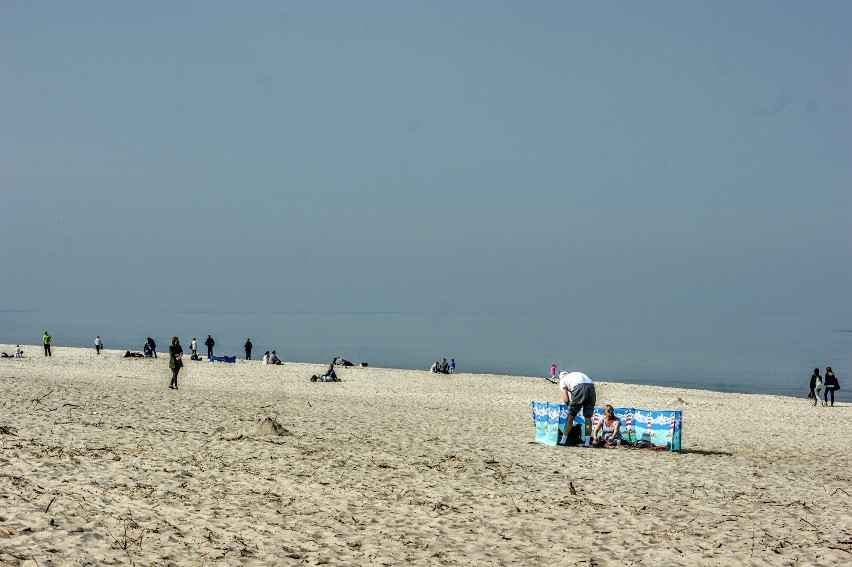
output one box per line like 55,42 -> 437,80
0,343 -> 828,401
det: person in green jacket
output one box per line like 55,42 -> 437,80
42,331 -> 52,356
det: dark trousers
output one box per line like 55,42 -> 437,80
170,368 -> 179,388
246,350 -> 251,360
207,347 -> 213,358
96,345 -> 102,354
44,344 -> 51,356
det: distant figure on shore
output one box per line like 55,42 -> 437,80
262,351 -> 270,364
430,361 -> 439,373
146,337 -> 157,358
449,358 -> 455,373
244,338 -> 253,360
268,350 -> 282,365
550,364 -> 558,381
311,364 -> 338,382
15,345 -> 23,358
190,338 -> 198,359
205,335 -> 215,359
168,337 -> 183,390
823,367 -> 840,407
809,368 -> 822,404
440,358 -> 449,373
43,331 -> 52,356
95,336 -> 103,354
559,371 -> 596,448
593,404 -> 623,447
333,357 -> 353,366
143,343 -> 153,358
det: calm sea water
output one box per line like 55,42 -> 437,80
1,310 -> 849,400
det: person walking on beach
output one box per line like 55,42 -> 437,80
550,363 -> 558,382
559,371 -> 596,448
168,337 -> 184,390
205,335 -> 215,359
244,338 -> 253,360
190,338 -> 198,359
146,337 -> 158,358
449,358 -> 455,373
42,331 -> 52,356
95,336 -> 103,354
810,368 -> 823,406
823,367 -> 840,407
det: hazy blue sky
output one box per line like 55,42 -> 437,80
2,1 -> 850,316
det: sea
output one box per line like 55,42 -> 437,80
1,309 -> 849,401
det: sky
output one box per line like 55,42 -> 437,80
1,1 -> 850,317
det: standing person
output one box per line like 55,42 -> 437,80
809,368 -> 822,404
449,358 -> 455,373
146,337 -> 158,358
244,338 -> 253,360
168,337 -> 183,390
95,336 -> 103,354
42,331 -> 52,356
550,364 -> 558,381
205,335 -> 215,359
190,338 -> 198,359
823,367 -> 840,407
559,371 -> 596,448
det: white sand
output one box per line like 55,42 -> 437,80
1,345 -> 850,566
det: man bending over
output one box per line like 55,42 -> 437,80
559,371 -> 596,448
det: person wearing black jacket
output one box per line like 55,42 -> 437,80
823,367 -> 840,407
244,338 -> 253,360
205,335 -> 215,359
809,368 -> 822,405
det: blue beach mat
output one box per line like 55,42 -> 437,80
209,355 -> 236,363
531,402 -> 682,451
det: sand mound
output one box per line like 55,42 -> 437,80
244,417 -> 290,436
667,396 -> 688,406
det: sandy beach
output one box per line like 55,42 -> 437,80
1,345 -> 850,566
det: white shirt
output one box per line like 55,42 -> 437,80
95,337 -> 102,346
559,371 -> 593,391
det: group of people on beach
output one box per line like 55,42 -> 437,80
430,358 -> 455,374
1,346 -> 24,358
809,367 -> 841,406
558,371 -> 628,448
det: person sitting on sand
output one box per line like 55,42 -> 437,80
268,350 -> 282,365
262,351 -> 270,364
311,364 -> 339,382
593,405 -> 623,447
440,358 -> 449,373
14,346 -> 23,358
430,361 -> 439,373
143,343 -> 153,358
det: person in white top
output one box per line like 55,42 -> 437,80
95,336 -> 103,354
559,371 -> 597,447
190,338 -> 198,359
14,345 -> 23,358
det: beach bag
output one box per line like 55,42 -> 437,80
563,423 -> 583,446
